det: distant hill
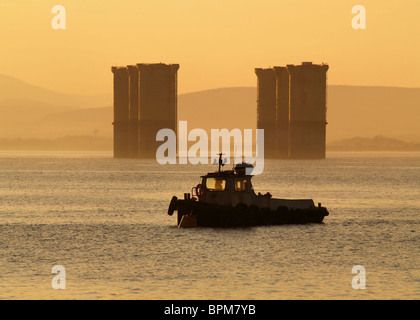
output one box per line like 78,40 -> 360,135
0,98 -> 75,123
327,86 -> 420,142
0,74 -> 113,138
178,87 -> 257,131
0,74 -> 111,108
327,136 -> 420,151
0,74 -> 419,147
0,136 -> 112,151
178,86 -> 420,144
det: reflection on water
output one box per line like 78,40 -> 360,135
0,151 -> 419,299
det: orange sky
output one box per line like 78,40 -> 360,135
0,0 -> 419,95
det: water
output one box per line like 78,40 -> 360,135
0,151 -> 419,299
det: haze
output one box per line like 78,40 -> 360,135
0,0 -> 419,95
0,1 -> 419,150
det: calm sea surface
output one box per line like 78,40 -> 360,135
0,151 -> 419,299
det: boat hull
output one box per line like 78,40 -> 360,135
172,199 -> 329,228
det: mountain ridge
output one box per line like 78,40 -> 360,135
0,74 -> 419,144
0,74 -> 111,108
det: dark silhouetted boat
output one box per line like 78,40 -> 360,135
167,154 -> 329,228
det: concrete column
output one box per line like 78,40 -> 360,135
287,62 -> 329,159
273,66 -> 290,158
255,68 -> 277,158
127,65 -> 139,158
137,63 -> 179,159
111,66 -> 130,158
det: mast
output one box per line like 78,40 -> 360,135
218,153 -> 225,173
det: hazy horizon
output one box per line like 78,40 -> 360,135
1,1 -> 419,95
1,74 -> 420,148
3,72 -> 420,98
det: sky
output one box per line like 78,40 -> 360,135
0,0 -> 419,95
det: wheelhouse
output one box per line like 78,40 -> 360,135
201,173 -> 254,194
194,162 -> 256,207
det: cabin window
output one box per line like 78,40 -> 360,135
235,179 -> 248,191
206,177 -> 226,191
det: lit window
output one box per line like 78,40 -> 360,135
206,177 -> 226,191
235,179 -> 248,191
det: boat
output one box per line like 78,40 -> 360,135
167,153 -> 329,228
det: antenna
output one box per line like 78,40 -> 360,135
233,146 -> 237,170
217,153 -> 225,173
